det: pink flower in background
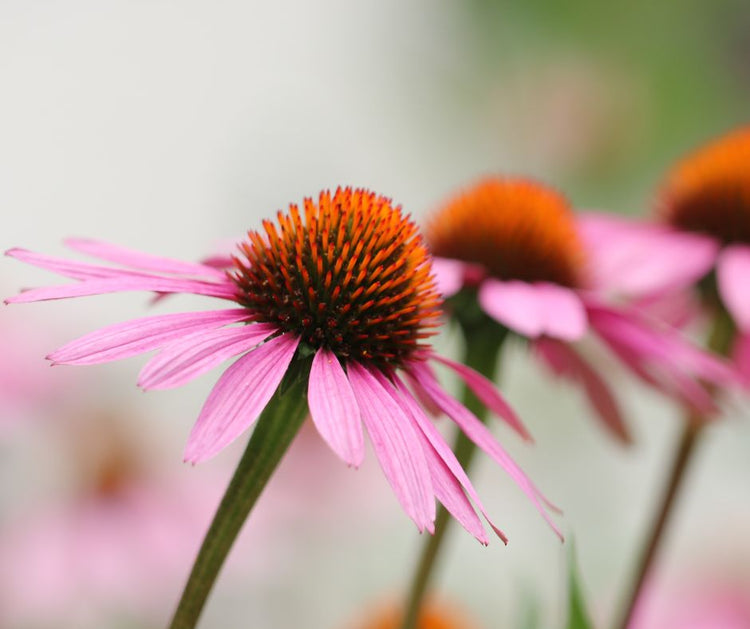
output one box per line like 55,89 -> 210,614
579,127 -> 750,385
0,410 -> 221,629
632,569 -> 750,629
0,306 -> 80,431
427,177 -> 734,441
6,187 -> 561,543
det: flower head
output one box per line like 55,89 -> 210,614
6,187 -> 560,542
579,127 -> 750,384
427,177 -> 734,439
658,127 -> 750,245
427,178 -> 585,288
232,189 -> 441,368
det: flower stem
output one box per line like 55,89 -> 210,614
168,370 -> 309,629
614,308 -> 734,629
614,419 -> 701,629
399,318 -> 506,629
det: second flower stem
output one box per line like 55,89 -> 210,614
399,320 -> 506,629
614,308 -> 733,629
614,419 -> 701,629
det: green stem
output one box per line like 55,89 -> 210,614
613,308 -> 734,629
168,372 -> 309,629
399,319 -> 506,629
614,420 -> 701,629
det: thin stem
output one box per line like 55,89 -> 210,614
399,318 -> 506,629
614,420 -> 701,629
614,308 -> 734,629
168,372 -> 309,629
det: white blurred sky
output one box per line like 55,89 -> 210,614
1,2 -> 750,628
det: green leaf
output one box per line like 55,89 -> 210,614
566,544 -> 596,629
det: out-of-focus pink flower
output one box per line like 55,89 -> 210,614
347,597 -> 480,629
5,187 -> 561,543
0,410 -> 221,629
0,306 -> 79,431
427,177 -> 734,441
579,127 -> 750,387
632,572 -> 750,629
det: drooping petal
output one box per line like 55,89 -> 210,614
577,213 -> 718,297
183,333 -> 300,463
138,323 -> 278,390
6,276 -> 237,304
478,279 -> 587,340
717,244 -> 750,331
347,363 -> 435,533
392,373 -> 507,543
429,353 -> 532,441
430,257 -> 467,298
307,348 -> 364,467
64,238 -> 228,279
731,332 -> 750,388
534,337 -> 630,443
408,362 -> 563,540
423,443 -> 489,544
587,302 -> 736,413
48,309 -> 251,365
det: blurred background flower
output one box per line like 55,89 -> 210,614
2,0 -> 749,627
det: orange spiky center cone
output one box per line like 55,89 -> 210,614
658,127 -> 750,244
426,177 -> 586,288
231,187 -> 442,369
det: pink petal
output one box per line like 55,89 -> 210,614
347,363 -> 435,532
534,337 -> 630,443
137,323 -> 278,390
393,374 -> 507,543
49,309 -> 251,365
478,279 -> 545,337
429,353 -> 532,441
423,442 -> 489,544
408,362 -> 563,540
717,244 -> 750,331
535,283 -> 588,341
183,333 -> 300,463
631,289 -> 702,330
64,238 -> 228,279
587,303 -> 733,413
6,276 -> 236,304
731,332 -> 750,389
307,348 -> 364,467
577,213 -> 718,297
478,280 -> 587,340
430,257 -> 467,298
6,248 -> 147,281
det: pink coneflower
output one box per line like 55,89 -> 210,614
349,598 -> 479,629
426,177 -> 733,441
0,410 -> 222,629
6,187 -> 559,543
579,127 -> 750,384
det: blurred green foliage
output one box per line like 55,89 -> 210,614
459,0 -> 749,212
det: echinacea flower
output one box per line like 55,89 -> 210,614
349,598 -> 479,629
5,187 -> 559,543
426,177 -> 733,441
0,408 -> 222,629
579,127 -> 750,384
